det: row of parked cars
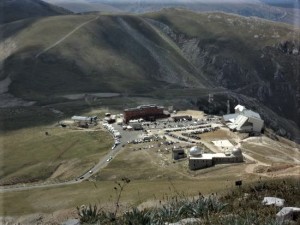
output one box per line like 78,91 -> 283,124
166,133 -> 193,143
182,133 -> 201,140
103,123 -> 121,150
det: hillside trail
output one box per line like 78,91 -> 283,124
35,15 -> 99,58
243,153 -> 269,174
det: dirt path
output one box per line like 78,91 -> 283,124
35,15 -> 99,58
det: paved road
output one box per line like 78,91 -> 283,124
0,123 -> 142,193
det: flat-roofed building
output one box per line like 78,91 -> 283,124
188,146 -> 243,170
172,146 -> 186,160
124,105 -> 168,123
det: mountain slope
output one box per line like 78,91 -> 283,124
0,0 -> 71,24
0,10 -> 299,141
144,9 -> 300,139
0,14 -> 209,100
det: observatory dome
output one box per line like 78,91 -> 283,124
189,146 -> 202,156
232,147 -> 242,156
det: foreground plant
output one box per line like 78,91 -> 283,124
77,204 -> 102,224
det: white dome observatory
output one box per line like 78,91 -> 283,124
232,147 -> 242,156
189,146 -> 202,157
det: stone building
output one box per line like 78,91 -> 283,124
188,146 -> 243,170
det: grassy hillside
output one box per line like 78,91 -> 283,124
1,9 -> 300,140
0,0 -> 71,24
0,125 -> 113,185
1,13 -> 208,102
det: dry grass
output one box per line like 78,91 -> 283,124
199,128 -> 236,141
0,141 -> 258,216
241,136 -> 300,165
0,124 -> 113,185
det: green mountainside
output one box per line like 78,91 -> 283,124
1,13 -> 209,99
0,0 -> 71,24
1,9 -> 300,141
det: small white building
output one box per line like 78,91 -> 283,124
72,116 -> 92,122
71,116 -> 97,128
188,146 -> 243,170
235,104 -> 246,113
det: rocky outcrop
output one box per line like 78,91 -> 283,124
148,17 -> 300,141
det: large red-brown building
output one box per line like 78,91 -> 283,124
124,105 -> 168,123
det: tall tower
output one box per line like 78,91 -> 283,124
227,100 -> 230,114
208,94 -> 214,115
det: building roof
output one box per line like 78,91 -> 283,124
173,147 -> 184,152
235,104 -> 246,112
228,115 -> 248,130
71,116 -> 91,121
224,109 -> 262,124
232,147 -> 242,156
189,146 -> 202,156
242,110 -> 261,119
223,113 -> 239,122
190,152 -> 236,160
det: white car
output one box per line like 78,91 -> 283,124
106,156 -> 113,162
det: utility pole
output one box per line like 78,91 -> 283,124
208,94 -> 214,115
227,99 -> 230,114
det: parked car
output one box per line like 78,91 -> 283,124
107,156 -> 113,162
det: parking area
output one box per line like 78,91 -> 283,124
102,113 -> 223,147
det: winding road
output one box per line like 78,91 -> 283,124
0,124 -> 142,193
